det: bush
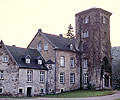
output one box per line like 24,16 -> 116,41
87,83 -> 95,90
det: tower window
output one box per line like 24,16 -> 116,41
82,59 -> 88,68
83,16 -> 90,24
102,16 -> 108,24
81,30 -> 89,38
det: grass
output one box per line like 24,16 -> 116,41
0,96 -> 34,98
40,90 -> 114,98
0,90 -> 115,98
114,99 -> 120,100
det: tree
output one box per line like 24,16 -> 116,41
112,47 -> 120,90
112,62 -> 120,90
65,24 -> 75,38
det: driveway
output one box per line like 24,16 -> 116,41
1,91 -> 120,100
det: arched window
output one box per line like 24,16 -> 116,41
103,56 -> 109,65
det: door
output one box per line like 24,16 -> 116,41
27,87 -> 32,97
104,74 -> 109,87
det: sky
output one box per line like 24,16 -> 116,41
0,0 -> 120,47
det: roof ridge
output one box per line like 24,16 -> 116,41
42,32 -> 75,40
6,45 -> 37,51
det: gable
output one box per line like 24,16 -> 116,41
27,29 -> 76,52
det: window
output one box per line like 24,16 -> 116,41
2,56 -> 8,63
25,58 -> 30,64
40,71 -> 45,83
0,71 -> 3,79
37,43 -> 41,52
83,73 -> 88,84
0,87 -> 3,94
44,43 -> 48,51
70,57 -> 75,68
102,16 -> 106,23
40,88 -> 45,93
102,16 -> 108,24
60,88 -> 64,93
83,16 -> 89,24
81,30 -> 89,38
70,73 -> 75,84
82,59 -> 88,68
38,59 -> 42,65
60,56 -> 65,67
18,87 -> 24,94
27,70 -> 33,82
70,44 -> 73,50
60,72 -> 65,84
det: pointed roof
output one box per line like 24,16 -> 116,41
28,29 -> 76,52
6,45 -> 47,70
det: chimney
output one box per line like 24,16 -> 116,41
38,29 -> 42,33
12,45 -> 16,47
59,34 -> 63,37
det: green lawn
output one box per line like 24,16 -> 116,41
0,90 -> 115,98
41,90 -> 114,98
114,99 -> 120,100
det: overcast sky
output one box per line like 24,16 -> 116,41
0,0 -> 120,47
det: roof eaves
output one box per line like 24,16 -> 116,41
53,48 -> 77,53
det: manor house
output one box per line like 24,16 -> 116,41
0,8 -> 112,97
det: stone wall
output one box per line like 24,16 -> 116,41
55,50 -> 80,93
0,42 -> 19,96
28,31 -> 55,62
18,68 -> 47,96
75,8 -> 112,89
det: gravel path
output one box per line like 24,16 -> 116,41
1,91 -> 120,100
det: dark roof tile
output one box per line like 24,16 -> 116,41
42,33 -> 76,52
6,45 -> 48,70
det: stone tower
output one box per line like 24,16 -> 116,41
75,8 -> 112,89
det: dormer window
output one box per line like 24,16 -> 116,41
70,44 -> 73,50
26,58 -> 30,64
25,55 -> 31,64
38,59 -> 42,65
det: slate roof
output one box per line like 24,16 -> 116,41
42,32 -> 76,52
6,45 -> 48,70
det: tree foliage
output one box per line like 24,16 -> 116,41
112,47 -> 120,90
65,24 -> 75,38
